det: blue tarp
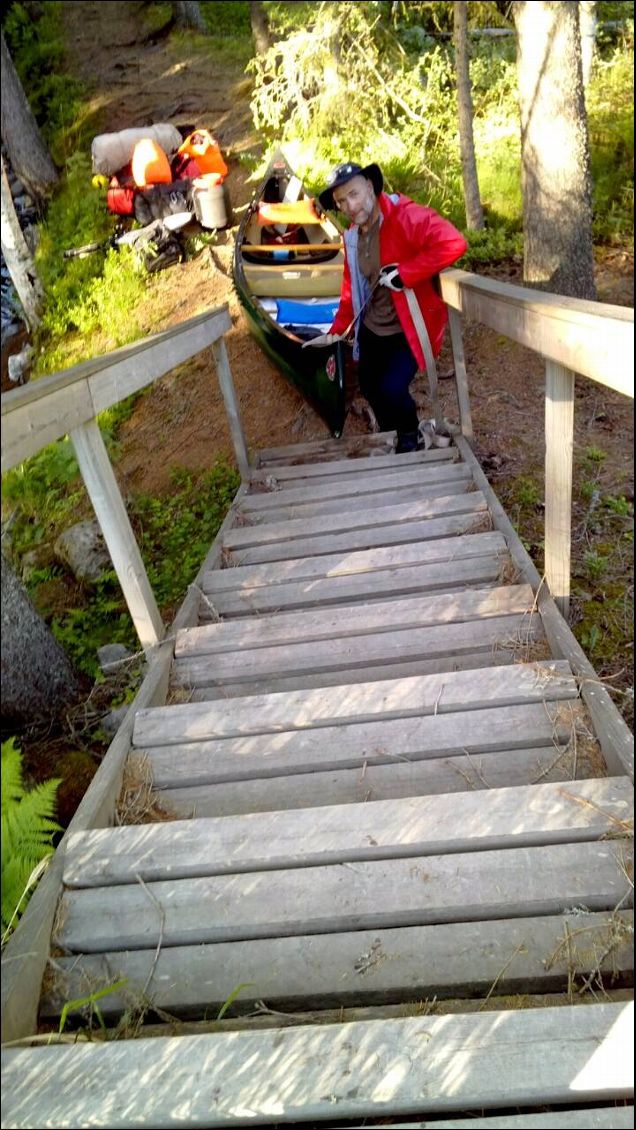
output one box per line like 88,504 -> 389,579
276,299 -> 339,325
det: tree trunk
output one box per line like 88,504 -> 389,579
453,1 -> 484,231
0,32 -> 58,210
579,0 -> 597,88
250,1 -> 270,55
172,2 -> 207,33
0,154 -> 43,331
1,553 -> 82,726
513,1 -> 596,300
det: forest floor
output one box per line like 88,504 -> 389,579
3,1 -> 633,821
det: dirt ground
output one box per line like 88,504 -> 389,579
2,2 -> 633,804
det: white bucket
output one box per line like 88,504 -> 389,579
192,177 -> 231,229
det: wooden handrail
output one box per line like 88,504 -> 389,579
440,269 -> 634,395
1,304 -> 249,653
441,268 -> 634,616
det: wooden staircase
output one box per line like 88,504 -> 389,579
4,434 -> 632,1128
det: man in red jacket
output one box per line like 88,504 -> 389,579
305,161 -> 467,452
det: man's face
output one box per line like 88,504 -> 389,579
332,175 -> 377,225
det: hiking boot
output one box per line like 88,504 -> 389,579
395,432 -> 419,454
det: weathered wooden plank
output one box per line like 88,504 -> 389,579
241,478 -> 472,524
223,492 -> 487,550
55,840 -> 633,951
41,911 -> 634,1019
440,268 -> 634,394
249,444 -> 458,485
134,661 -> 576,746
447,306 -> 473,440
205,556 -> 505,617
243,462 -> 472,511
210,338 -> 250,479
64,778 -> 632,886
150,744 -> 580,813
5,1003 -> 634,1128
1,307 -> 232,473
389,1110 -> 635,1129
187,650 -> 518,701
70,420 -> 165,650
205,532 -> 506,592
136,701 -> 579,784
544,360 -> 575,617
4,1003 -> 632,1127
257,428 -> 397,464
173,613 -> 542,688
225,509 -> 492,565
178,584 -> 535,656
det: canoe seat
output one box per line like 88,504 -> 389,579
243,257 -> 345,298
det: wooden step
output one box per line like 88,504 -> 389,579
204,531 -> 507,593
55,840 -> 633,951
5,1003 -> 632,1126
185,650 -> 520,702
225,509 -> 492,565
223,492 -> 488,551
242,462 -> 472,512
238,478 -> 473,524
134,700 -> 580,786
173,613 -> 543,689
64,779 -> 633,887
249,443 -> 458,487
177,585 -> 537,657
41,911 -> 634,1021
134,661 -> 578,747
200,555 -> 508,618
150,743 -> 587,815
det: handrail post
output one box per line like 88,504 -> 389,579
447,308 -> 473,440
211,338 -> 251,480
70,419 -> 165,652
544,360 -> 575,618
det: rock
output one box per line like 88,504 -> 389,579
54,520 -> 112,583
97,643 -> 134,673
100,704 -> 130,738
23,224 -> 40,253
7,343 -> 33,385
10,177 -> 25,197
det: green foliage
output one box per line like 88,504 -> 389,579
58,979 -> 128,1035
584,549 -> 611,580
2,1 -> 91,162
133,462 -> 240,612
586,27 -> 634,244
1,739 -> 61,939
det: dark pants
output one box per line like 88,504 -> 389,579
358,324 -> 419,449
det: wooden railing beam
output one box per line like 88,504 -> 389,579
544,361 -> 576,617
211,338 -> 251,480
447,307 -> 473,440
70,419 -> 164,651
440,269 -> 634,395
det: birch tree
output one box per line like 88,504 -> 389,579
513,1 -> 596,299
453,1 -> 484,230
1,154 -> 43,331
579,1 -> 597,88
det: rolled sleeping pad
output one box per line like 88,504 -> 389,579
91,124 -> 183,176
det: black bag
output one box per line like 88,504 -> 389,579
133,179 -> 193,225
142,229 -> 184,273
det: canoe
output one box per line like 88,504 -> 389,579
233,151 -> 350,437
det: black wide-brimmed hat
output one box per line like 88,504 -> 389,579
318,161 -> 383,211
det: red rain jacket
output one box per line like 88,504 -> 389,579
331,192 -> 468,369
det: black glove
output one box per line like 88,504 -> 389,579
379,263 -> 404,291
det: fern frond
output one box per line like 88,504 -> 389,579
1,741 -> 61,937
1,739 -> 27,814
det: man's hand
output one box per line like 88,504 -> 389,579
301,332 -> 343,349
379,264 -> 404,291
